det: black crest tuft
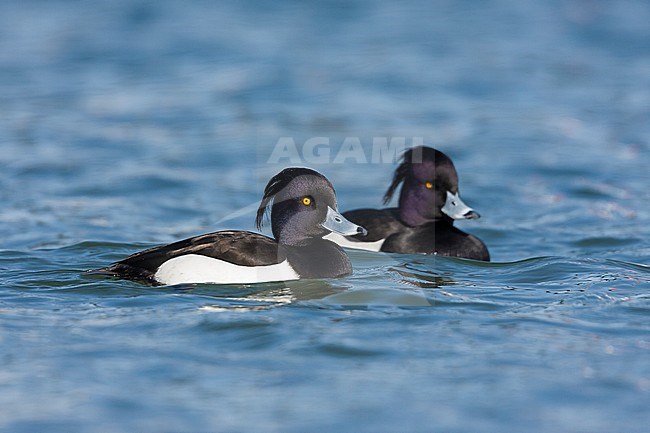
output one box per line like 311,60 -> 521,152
255,167 -> 326,230
382,157 -> 410,205
382,146 -> 441,204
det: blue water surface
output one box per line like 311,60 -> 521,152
1,1 -> 649,432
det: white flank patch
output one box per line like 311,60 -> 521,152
323,232 -> 385,252
154,254 -> 300,285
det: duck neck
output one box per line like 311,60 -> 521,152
397,186 -> 430,227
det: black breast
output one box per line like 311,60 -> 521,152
381,222 -> 490,261
282,239 -> 352,278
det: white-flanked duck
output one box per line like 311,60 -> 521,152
96,167 -> 367,285
325,146 -> 490,261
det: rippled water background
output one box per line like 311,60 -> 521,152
1,1 -> 649,432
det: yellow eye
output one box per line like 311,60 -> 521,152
301,197 -> 312,206
425,181 -> 433,190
